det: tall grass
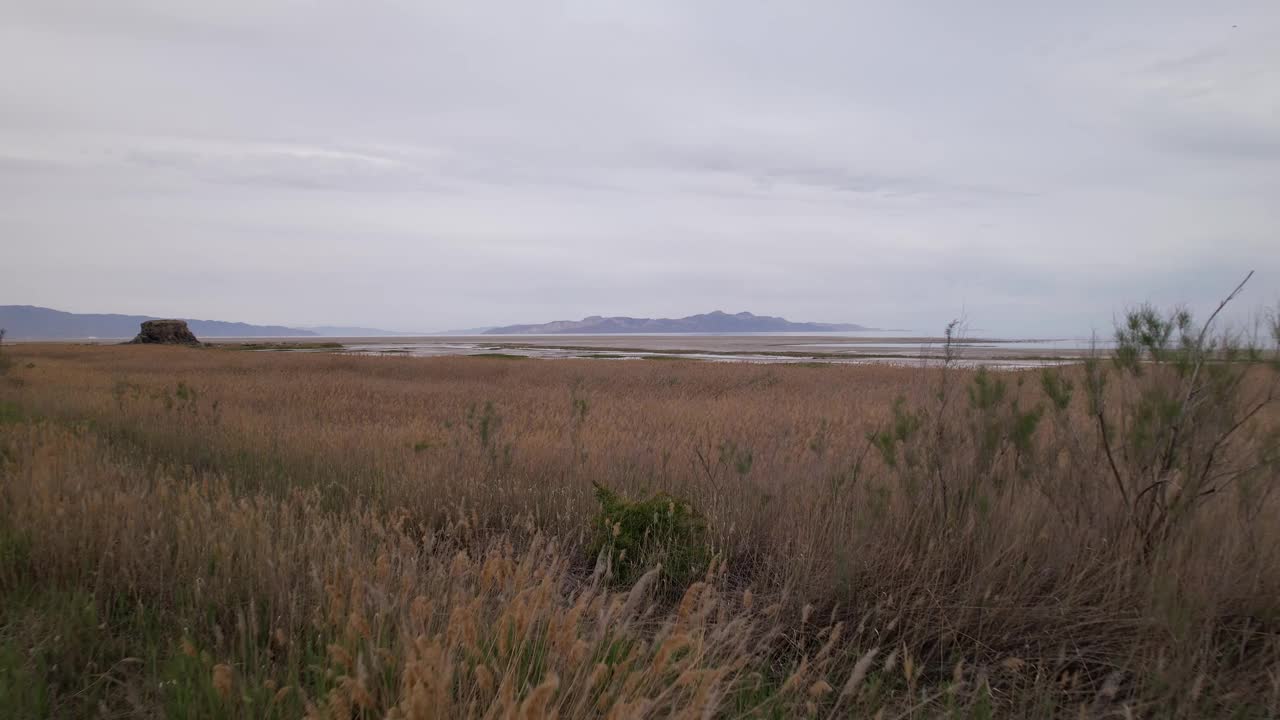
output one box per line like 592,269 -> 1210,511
0,305 -> 1278,717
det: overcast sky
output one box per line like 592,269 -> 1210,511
2,1 -> 1277,334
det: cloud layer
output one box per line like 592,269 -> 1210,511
2,1 -> 1277,334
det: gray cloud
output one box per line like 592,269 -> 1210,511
1,1 -> 1277,335
121,143 -> 456,193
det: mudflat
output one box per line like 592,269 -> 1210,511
198,333 -> 1100,366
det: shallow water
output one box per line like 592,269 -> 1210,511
797,338 -> 1114,352
343,340 -> 1077,368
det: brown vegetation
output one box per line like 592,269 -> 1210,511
1,316 -> 1278,716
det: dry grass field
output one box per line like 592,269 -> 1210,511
1,325 -> 1278,717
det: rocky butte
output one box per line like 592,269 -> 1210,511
127,319 -> 201,346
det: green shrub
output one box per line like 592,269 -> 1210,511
0,400 -> 23,426
1081,276 -> 1280,558
589,482 -> 710,593
864,274 -> 1280,560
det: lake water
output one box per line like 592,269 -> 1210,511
340,334 -> 1095,368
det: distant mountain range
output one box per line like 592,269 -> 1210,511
484,311 -> 870,335
0,306 -> 320,339
0,306 -> 870,340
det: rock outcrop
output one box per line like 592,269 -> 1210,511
128,319 -> 201,345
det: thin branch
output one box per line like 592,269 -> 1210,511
1194,396 -> 1273,491
1096,409 -> 1130,511
1157,271 -> 1255,481
692,446 -> 719,485
1196,270 -> 1254,350
1133,479 -> 1167,507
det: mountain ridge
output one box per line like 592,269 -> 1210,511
1,306 -> 873,340
483,311 -> 871,335
0,305 -> 316,339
